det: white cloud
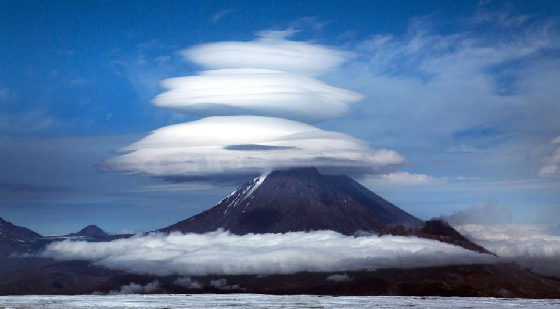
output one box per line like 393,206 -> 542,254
182,32 -> 351,76
379,172 -> 438,184
325,13 -> 560,178
455,224 -> 560,278
103,116 -> 406,181
39,230 -> 496,276
174,276 -> 202,289
109,280 -> 160,294
209,278 -> 242,290
153,69 -> 363,122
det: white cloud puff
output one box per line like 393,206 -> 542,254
379,172 -> 438,184
108,280 -> 160,295
153,69 -> 363,122
40,230 -> 495,276
174,276 -> 202,289
182,32 -> 351,76
103,116 -> 406,181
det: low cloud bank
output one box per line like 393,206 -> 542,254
455,224 -> 560,278
40,230 -> 495,276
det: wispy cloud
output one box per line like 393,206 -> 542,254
455,224 -> 560,278
327,9 -> 560,182
0,111 -> 57,134
0,87 -> 16,102
210,9 -> 234,23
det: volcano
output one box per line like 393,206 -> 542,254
161,167 -> 421,235
66,225 -> 109,238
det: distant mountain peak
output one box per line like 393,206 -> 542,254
67,225 -> 108,237
160,167 -> 422,235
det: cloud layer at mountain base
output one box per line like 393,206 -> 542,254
40,230 -> 495,276
455,224 -> 560,278
103,116 -> 406,181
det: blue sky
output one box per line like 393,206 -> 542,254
1,0 -> 559,235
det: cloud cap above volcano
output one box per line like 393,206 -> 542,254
153,69 -> 363,122
156,32 -> 363,122
102,116 -> 406,182
182,31 -> 351,76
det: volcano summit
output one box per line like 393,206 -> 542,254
161,167 -> 421,235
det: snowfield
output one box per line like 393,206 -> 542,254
0,294 -> 558,309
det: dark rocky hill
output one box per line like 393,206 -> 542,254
66,225 -> 108,238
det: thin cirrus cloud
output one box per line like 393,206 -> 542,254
153,69 -> 363,122
102,116 -> 406,181
39,230 -> 496,276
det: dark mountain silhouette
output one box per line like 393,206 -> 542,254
66,225 -> 108,238
0,216 -> 42,240
161,167 -> 421,235
0,216 -> 44,256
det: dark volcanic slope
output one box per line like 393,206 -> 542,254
161,167 -> 421,235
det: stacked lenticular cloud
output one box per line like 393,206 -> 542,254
104,31 -> 407,181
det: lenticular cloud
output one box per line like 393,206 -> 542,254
105,32 -> 407,181
104,116 -> 405,180
182,31 -> 351,75
153,69 -> 363,122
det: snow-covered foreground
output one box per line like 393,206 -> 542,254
0,294 -> 558,309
